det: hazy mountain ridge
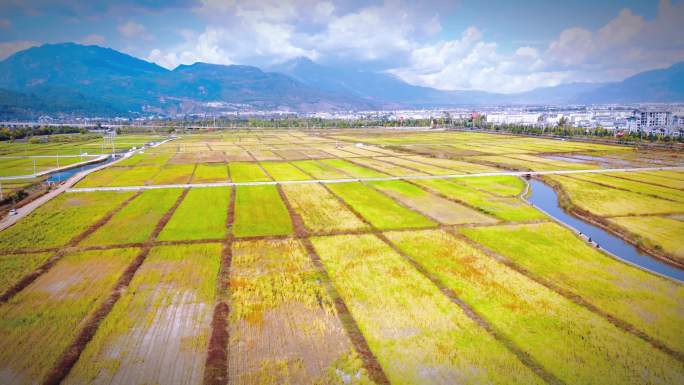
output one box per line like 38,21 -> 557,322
0,43 -> 682,118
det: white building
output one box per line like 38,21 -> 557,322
486,113 -> 541,126
633,109 -> 672,131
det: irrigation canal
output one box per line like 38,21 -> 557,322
527,178 -> 684,283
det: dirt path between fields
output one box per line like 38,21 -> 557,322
203,185 -> 235,385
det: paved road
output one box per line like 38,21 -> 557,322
0,138 -> 175,232
67,165 -> 684,192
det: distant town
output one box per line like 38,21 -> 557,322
3,103 -> 684,138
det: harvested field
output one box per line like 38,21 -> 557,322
64,244 -> 220,385
0,248 -> 139,385
229,238 -> 372,384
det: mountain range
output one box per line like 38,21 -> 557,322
1,42 -> 683,118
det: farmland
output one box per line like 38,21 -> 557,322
0,128 -> 683,384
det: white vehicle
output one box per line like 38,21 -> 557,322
9,209 -> 17,216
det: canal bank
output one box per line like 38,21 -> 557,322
524,177 -> 684,283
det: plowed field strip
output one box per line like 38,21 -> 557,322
0,191 -> 143,303
42,188 -> 190,385
203,186 -> 235,385
450,229 -> 684,365
277,185 -> 390,384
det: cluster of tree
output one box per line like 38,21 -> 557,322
0,126 -> 88,141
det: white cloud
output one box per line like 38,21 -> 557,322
391,0 -> 684,92
144,0 -> 684,92
118,20 -> 153,41
0,40 -> 39,60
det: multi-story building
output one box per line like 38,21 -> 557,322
633,109 -> 672,131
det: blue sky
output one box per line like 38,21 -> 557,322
1,0 -> 683,93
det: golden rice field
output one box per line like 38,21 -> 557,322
0,128 -> 683,385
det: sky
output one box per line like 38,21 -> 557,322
0,0 -> 683,93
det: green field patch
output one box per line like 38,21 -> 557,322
282,184 -> 370,233
81,189 -> 182,246
461,222 -> 684,355
229,238 -> 371,384
228,162 -> 272,182
150,164 -> 195,185
455,175 -> 526,197
546,175 -> 684,216
415,178 -> 545,222
0,248 -> 138,385
290,160 -> 348,179
387,229 -> 684,384
259,161 -> 311,181
192,163 -> 229,183
64,244 -> 220,385
75,166 -> 126,187
608,216 -> 684,265
0,191 -> 135,251
319,159 -> 387,178
311,234 -> 544,385
0,252 -> 52,295
158,187 -> 230,241
106,165 -> 161,186
233,185 -> 292,237
326,182 -> 436,230
368,180 -> 497,225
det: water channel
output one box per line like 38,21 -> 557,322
47,156 -> 116,183
526,178 -> 684,283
